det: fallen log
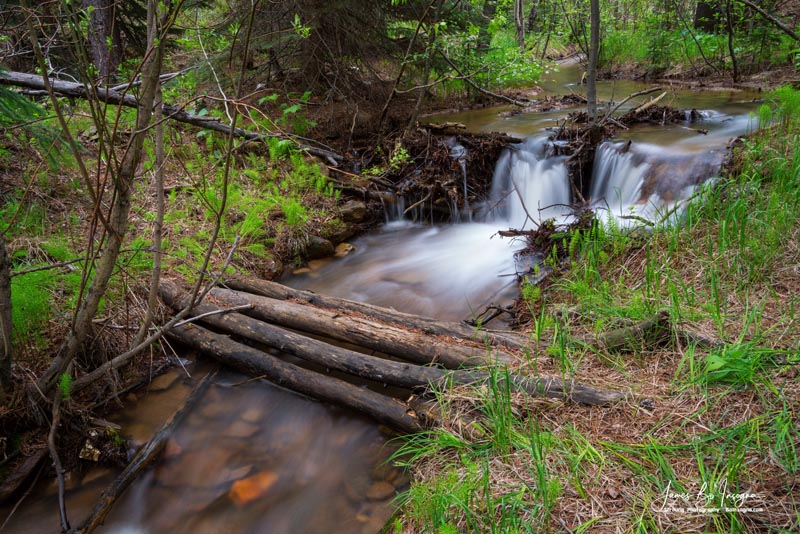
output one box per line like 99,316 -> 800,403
161,280 -> 444,389
159,281 -> 624,405
0,70 -> 341,165
165,322 -> 423,433
575,311 -> 671,352
222,276 -> 530,352
207,286 -> 515,369
75,371 -> 215,534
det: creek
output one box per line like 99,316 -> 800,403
0,63 -> 762,533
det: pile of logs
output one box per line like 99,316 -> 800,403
158,277 -> 626,434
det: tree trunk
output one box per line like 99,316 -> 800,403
527,0 -> 540,32
0,70 -> 342,164
82,0 -> 122,83
694,0 -> 722,33
514,0 -> 525,52
160,281 -> 626,406
0,236 -> 11,403
477,0 -> 497,51
587,0 -> 600,121
726,0 -> 739,82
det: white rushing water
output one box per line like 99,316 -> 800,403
292,137 -> 571,320
589,141 -> 723,226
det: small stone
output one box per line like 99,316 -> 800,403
240,408 -> 262,423
292,267 -> 312,275
305,235 -> 335,260
227,420 -> 259,438
355,513 -> 370,523
308,258 -> 333,270
199,401 -> 228,420
154,448 -> 235,488
340,200 -> 367,223
228,470 -> 279,506
639,398 -> 655,411
148,371 -> 179,392
365,481 -> 395,501
335,243 -> 355,257
325,225 -> 355,244
164,437 -> 183,459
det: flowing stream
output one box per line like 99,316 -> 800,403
0,63 -> 762,533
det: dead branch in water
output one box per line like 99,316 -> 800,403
74,372 -> 215,534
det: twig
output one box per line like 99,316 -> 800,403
509,175 -> 539,230
439,52 -> 527,106
403,192 -> 432,216
108,68 -> 194,92
734,0 -> 800,41
634,91 -> 666,114
602,86 -> 662,122
74,371 -> 215,534
173,304 -> 253,328
48,386 -> 69,532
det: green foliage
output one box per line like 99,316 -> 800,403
57,372 -> 72,401
11,263 -> 82,346
759,86 -> 800,130
698,343 -> 782,387
483,30 -> 545,87
281,197 -> 306,227
0,198 -> 47,237
0,81 -> 67,169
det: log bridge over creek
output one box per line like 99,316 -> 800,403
158,277 -> 627,435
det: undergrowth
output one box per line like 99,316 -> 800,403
392,86 -> 800,533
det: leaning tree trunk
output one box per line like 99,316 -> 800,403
0,236 -> 11,403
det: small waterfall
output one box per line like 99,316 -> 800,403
488,137 -> 571,229
590,142 -> 650,212
590,141 -> 723,225
293,136 -> 573,317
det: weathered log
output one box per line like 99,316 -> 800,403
159,281 -> 624,405
0,70 -> 341,164
207,286 -> 514,368
75,371 -> 215,534
576,311 -> 671,352
165,322 -> 423,433
160,280 -> 444,389
222,276 -> 529,352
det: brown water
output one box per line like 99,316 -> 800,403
0,61 -> 763,534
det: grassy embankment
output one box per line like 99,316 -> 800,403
390,88 -> 800,533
